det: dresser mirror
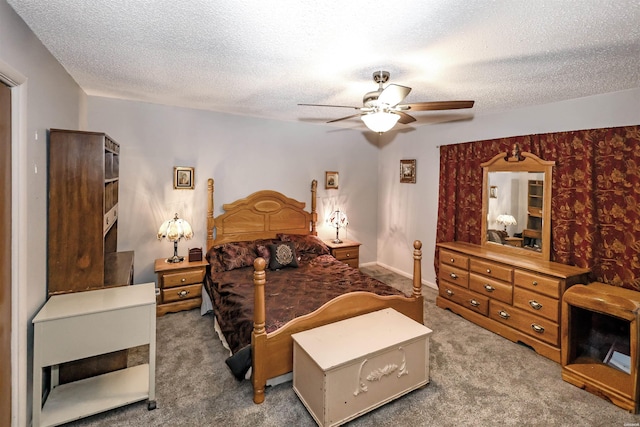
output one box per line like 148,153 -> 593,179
480,145 -> 555,260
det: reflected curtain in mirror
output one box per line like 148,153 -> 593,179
436,125 -> 640,290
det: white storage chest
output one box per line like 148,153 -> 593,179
292,308 -> 432,427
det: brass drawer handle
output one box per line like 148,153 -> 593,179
450,258 -> 455,263
486,268 -> 491,274
498,310 -> 510,319
532,280 -> 538,286
529,300 -> 543,310
484,284 -> 495,292
446,289 -> 454,297
531,324 -> 545,334
178,290 -> 190,298
345,252 -> 351,258
450,273 -> 458,280
469,299 -> 480,307
181,278 -> 186,282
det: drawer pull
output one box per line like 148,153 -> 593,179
531,324 -> 545,334
178,290 -> 190,298
446,289 -> 454,297
450,273 -> 458,280
450,258 -> 455,263
486,268 -> 491,274
483,284 -> 495,292
498,310 -> 510,319
469,299 -> 480,307
529,300 -> 543,310
532,280 -> 538,286
181,278 -> 186,282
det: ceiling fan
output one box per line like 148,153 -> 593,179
299,71 -> 475,133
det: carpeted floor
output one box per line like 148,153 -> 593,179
63,265 -> 639,426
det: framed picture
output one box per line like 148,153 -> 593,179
490,186 -> 497,198
325,171 -> 339,189
400,159 -> 416,183
174,166 -> 194,189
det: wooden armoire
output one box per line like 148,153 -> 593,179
47,129 -> 134,383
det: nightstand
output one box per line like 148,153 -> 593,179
324,239 -> 361,269
154,258 -> 208,316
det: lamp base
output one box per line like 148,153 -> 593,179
332,238 -> 343,244
166,255 -> 184,263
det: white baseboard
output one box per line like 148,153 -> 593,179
364,262 -> 438,291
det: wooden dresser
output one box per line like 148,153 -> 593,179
436,241 -> 590,362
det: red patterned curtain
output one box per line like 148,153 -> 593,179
436,125 -> 640,290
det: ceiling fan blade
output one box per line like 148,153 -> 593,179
298,103 -> 361,109
327,113 -> 363,123
377,84 -> 411,106
404,100 -> 475,111
396,111 -> 416,124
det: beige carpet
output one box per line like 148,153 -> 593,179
63,265 -> 638,426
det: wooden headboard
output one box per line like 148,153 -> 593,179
206,178 -> 318,249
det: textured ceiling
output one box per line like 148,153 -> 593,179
7,0 -> 640,130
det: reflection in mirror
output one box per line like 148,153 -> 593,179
486,171 -> 544,252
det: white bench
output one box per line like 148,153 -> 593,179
292,308 -> 432,427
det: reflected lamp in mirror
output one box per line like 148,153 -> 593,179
496,214 -> 517,235
157,213 -> 194,263
327,210 -> 349,243
361,111 -> 400,133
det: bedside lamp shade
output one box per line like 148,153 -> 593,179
496,214 -> 517,234
158,213 -> 193,263
327,210 -> 348,243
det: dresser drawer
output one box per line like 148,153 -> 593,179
161,283 -> 202,303
332,247 -> 358,261
162,267 -> 206,288
513,288 -> 559,322
439,284 -> 488,316
489,301 -> 558,346
439,249 -> 469,270
514,270 -> 560,298
438,263 -> 469,288
469,273 -> 513,304
470,259 -> 512,282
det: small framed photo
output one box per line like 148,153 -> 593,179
400,159 -> 416,183
325,171 -> 339,189
174,166 -> 194,189
490,186 -> 498,198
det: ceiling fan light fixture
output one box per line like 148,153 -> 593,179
361,111 -> 400,133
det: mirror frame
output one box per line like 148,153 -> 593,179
480,147 -> 555,261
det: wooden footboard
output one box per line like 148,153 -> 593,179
251,240 -> 424,404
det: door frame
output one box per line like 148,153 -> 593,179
0,59 -> 28,427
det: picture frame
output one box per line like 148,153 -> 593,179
174,166 -> 194,189
400,159 -> 416,183
325,171 -> 339,189
490,186 -> 497,198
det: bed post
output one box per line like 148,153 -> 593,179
251,257 -> 267,404
413,240 -> 422,299
207,178 -> 215,249
310,179 -> 318,235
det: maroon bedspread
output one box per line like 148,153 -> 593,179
204,254 -> 405,354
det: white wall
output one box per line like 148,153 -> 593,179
0,1 -> 86,425
86,98 -> 381,284
377,88 -> 640,288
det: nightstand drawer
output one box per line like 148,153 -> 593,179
162,267 -> 205,288
332,247 -> 357,261
161,283 -> 202,303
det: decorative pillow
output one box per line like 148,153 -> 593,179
268,242 -> 299,270
205,245 -> 225,273
277,234 -> 330,259
219,241 -> 258,271
255,239 -> 276,265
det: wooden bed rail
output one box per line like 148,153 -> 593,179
250,240 -> 424,404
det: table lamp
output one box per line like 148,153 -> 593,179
496,214 -> 517,235
157,213 -> 194,262
327,210 -> 348,243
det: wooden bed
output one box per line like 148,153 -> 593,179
205,178 -> 424,404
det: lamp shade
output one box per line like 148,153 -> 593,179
496,214 -> 517,227
158,213 -> 193,262
361,111 -> 400,133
